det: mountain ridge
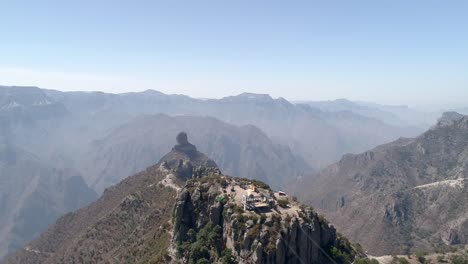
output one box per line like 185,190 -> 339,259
5,133 -> 359,264
298,112 -> 468,255
80,113 -> 310,192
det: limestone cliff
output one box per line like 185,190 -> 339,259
170,175 -> 356,264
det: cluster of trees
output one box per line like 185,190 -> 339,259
176,223 -> 235,264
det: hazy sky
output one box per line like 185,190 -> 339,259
1,0 -> 467,105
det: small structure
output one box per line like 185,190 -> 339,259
242,189 -> 270,211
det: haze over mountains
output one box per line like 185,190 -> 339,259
1,85 -> 467,261
0,145 -> 96,259
5,134 -> 357,264
0,87 -> 96,258
299,112 -> 468,255
300,99 -> 440,129
82,114 -> 309,192
44,88 -> 422,169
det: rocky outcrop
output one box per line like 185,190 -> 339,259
299,112 -> 468,255
172,176 -> 355,264
158,132 -> 218,180
5,134 -> 357,264
435,111 -> 465,127
81,114 -> 310,192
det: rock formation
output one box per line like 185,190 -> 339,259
298,112 -> 468,255
158,132 -> 219,180
5,133 -> 358,264
171,176 -> 356,264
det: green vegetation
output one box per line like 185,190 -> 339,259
220,249 -> 235,264
398,257 -> 410,264
389,256 -> 410,264
230,203 -> 244,214
250,179 -> 271,190
176,223 -> 223,264
215,195 -> 227,203
353,243 -> 365,255
277,199 -> 289,208
355,258 -> 379,264
232,177 -> 271,190
415,251 -> 427,263
329,246 -> 352,263
435,244 -> 459,254
451,254 -> 468,264
260,214 -> 267,224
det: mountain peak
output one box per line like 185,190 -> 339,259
435,111 -> 466,127
158,132 -> 218,180
221,92 -> 274,102
141,89 -> 164,95
237,92 -> 272,100
172,131 -> 197,157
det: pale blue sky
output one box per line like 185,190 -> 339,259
1,0 -> 467,104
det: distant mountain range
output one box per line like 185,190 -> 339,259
298,112 -> 468,255
298,98 -> 440,129
44,88 -> 423,169
0,85 -> 453,260
80,114 -> 310,192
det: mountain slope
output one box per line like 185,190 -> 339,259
0,87 -> 96,260
298,112 -> 468,255
0,86 -> 68,122
80,114 -> 309,192
300,99 -> 406,127
6,134 -> 358,264
301,98 -> 437,129
45,88 -> 421,169
0,144 -> 96,260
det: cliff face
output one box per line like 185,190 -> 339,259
171,175 -> 355,264
5,133 -> 357,264
298,113 -> 468,255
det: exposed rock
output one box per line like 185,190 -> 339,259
158,132 -> 218,180
5,134 -> 358,264
171,176 -> 356,264
299,112 -> 468,255
435,111 -> 465,127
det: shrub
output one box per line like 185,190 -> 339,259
220,248 -> 235,264
329,246 -> 351,263
195,258 -> 210,264
355,257 -> 379,264
415,251 -> 427,263
451,254 -> 468,264
250,179 -> 270,190
260,214 -> 267,224
190,242 -> 209,261
178,223 -> 224,263
277,199 -> 289,208
231,204 -> 244,214
398,257 -> 410,264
